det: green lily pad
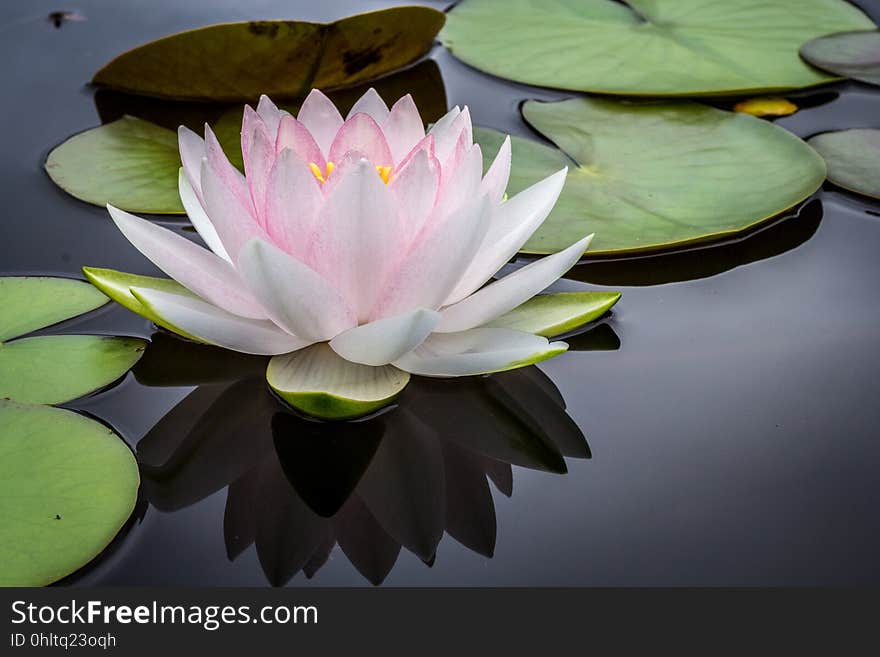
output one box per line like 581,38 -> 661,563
92,7 -> 445,101
0,335 -> 146,405
45,116 -> 184,214
801,30 -> 880,87
486,292 -> 621,337
267,344 -> 410,421
82,267 -> 203,342
808,129 -> 880,200
442,0 -> 874,96
0,276 -> 107,342
0,400 -> 139,586
475,97 -> 826,256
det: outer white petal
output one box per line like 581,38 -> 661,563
178,168 -> 231,263
427,106 -> 461,142
178,125 -> 206,200
236,238 -> 357,342
200,159 -> 268,260
130,287 -> 309,356
393,328 -> 568,377
297,89 -> 344,158
330,308 -> 441,366
435,234 -> 593,333
106,204 -> 267,319
446,167 -> 568,304
347,87 -> 390,123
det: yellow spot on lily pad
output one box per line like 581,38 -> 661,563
733,97 -> 798,118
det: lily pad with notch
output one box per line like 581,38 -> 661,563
475,97 -> 826,256
441,0 -> 875,96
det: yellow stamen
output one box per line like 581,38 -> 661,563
308,160 -> 392,185
376,165 -> 393,185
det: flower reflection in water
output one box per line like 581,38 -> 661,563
134,329 -> 608,585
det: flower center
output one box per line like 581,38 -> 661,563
308,161 -> 393,185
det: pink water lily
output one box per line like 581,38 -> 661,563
94,88 -> 594,418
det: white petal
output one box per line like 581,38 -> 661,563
178,125 -> 206,200
106,204 -> 267,319
480,135 -> 511,204
446,167 -> 568,304
130,287 -> 309,355
372,194 -> 492,320
236,238 -> 356,342
436,234 -> 593,333
347,87 -> 390,123
297,89 -> 344,159
393,328 -> 567,377
390,148 -> 440,247
427,106 -> 461,142
330,308 -> 441,366
178,168 -> 231,263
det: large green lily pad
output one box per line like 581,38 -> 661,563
92,7 -> 445,101
0,276 -> 146,404
45,116 -> 184,214
800,30 -> 880,87
808,128 -> 880,200
441,0 -> 875,96
0,400 -> 139,586
475,97 -> 826,255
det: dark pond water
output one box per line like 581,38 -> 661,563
2,0 -> 880,586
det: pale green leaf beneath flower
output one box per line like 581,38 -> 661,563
487,291 -> 621,337
267,343 -> 410,421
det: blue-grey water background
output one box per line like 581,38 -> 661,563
2,0 -> 879,586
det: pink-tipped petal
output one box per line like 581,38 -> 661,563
275,114 -> 325,170
446,167 -> 568,304
435,234 -> 593,333
130,287 -> 309,355
263,149 -> 323,261
236,238 -> 356,342
312,159 -> 401,321
480,135 -> 511,204
427,106 -> 461,142
107,204 -> 267,319
256,94 -> 285,137
200,158 -> 269,260
393,134 -> 434,175
372,194 -> 492,320
383,94 -> 426,165
205,124 -> 254,214
178,125 -> 206,201
178,168 -> 231,263
297,89 -> 344,158
390,148 -> 440,247
347,87 -> 390,123
328,113 -> 394,167
242,120 -> 276,223
330,308 -> 441,366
